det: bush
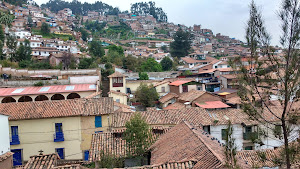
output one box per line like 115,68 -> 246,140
34,81 -> 44,86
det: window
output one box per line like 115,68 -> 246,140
56,148 -> 65,159
116,99 -> 120,103
54,123 -> 64,142
244,146 -> 253,150
112,77 -> 123,87
95,116 -> 102,128
203,125 -> 210,134
221,129 -> 227,140
10,126 -> 20,145
197,85 -> 203,91
182,85 -> 188,92
161,87 -> 165,93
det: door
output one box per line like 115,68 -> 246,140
55,123 -> 62,133
84,150 -> 89,161
11,126 -> 18,136
11,149 -> 22,166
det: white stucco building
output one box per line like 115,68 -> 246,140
0,114 -> 10,155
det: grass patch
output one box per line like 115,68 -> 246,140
31,28 -> 75,41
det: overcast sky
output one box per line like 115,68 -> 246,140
35,0 -> 283,45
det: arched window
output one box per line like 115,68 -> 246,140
67,93 -> 81,100
1,97 -> 16,103
18,96 -> 33,102
51,94 -> 65,100
35,95 -> 49,101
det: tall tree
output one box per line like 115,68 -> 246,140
124,113 -> 153,157
61,52 -> 74,70
41,22 -> 50,35
140,58 -> 162,72
160,56 -> 173,71
15,39 -> 32,62
230,1 -> 300,168
0,25 -> 5,43
130,1 -> 167,22
224,121 -> 239,169
89,40 -> 104,58
139,72 -> 149,80
135,83 -> 159,107
170,28 -> 192,58
6,35 -> 17,61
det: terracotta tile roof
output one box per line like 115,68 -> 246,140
150,121 -> 226,168
112,108 -> 207,128
159,93 -> 178,103
52,164 -> 82,169
107,71 -> 125,78
89,131 -> 167,162
121,160 -> 197,169
24,153 -> 60,169
114,101 -> 132,113
0,151 -> 13,162
178,89 -> 206,102
181,57 -> 199,64
214,88 -> 238,94
226,96 -> 241,104
0,98 -> 113,121
195,101 -> 230,109
84,91 -> 102,99
153,80 -> 171,87
0,84 -> 97,97
163,102 -> 185,110
169,80 -> 193,86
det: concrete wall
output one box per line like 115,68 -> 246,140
70,76 -> 99,84
0,65 -> 100,79
80,115 -> 111,151
109,93 -> 127,105
210,124 -> 244,151
0,115 -> 10,155
0,79 -> 70,87
0,91 -> 95,103
9,116 -> 82,161
126,81 -> 158,94
155,83 -> 170,96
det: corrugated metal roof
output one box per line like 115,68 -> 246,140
195,101 -> 230,109
169,80 -> 192,86
0,84 -> 96,96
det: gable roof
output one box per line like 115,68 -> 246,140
0,98 -> 113,121
159,93 -> 178,103
150,121 -> 226,168
107,71 -> 125,78
24,153 -> 60,169
195,101 -> 230,109
163,102 -> 186,110
169,80 -> 193,86
178,89 -> 207,102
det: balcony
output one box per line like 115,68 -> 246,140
112,83 -> 123,87
243,132 -> 258,141
54,132 -> 64,142
10,135 -> 20,145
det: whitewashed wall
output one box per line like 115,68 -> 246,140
0,114 -> 10,155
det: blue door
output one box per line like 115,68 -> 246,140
84,150 -> 89,161
11,126 -> 20,145
11,149 -> 22,166
95,116 -> 102,128
55,123 -> 62,133
56,148 -> 64,159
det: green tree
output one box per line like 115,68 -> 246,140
0,41 -> 4,60
89,40 -> 104,58
41,22 -> 50,35
139,72 -> 149,80
124,113 -> 153,157
6,35 -> 17,61
230,1 -> 300,168
140,58 -> 162,72
123,55 -> 146,72
78,58 -> 94,69
27,16 -> 33,27
0,25 -> 5,43
0,11 -> 14,28
170,28 -> 192,58
182,70 -> 192,76
224,121 -> 239,169
15,39 -> 32,62
160,57 -> 173,71
80,28 -> 89,41
135,83 -> 159,107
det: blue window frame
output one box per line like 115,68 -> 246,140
11,149 -> 22,166
95,116 -> 102,128
56,148 -> 64,159
10,126 -> 20,145
54,123 -> 64,142
84,150 -> 89,161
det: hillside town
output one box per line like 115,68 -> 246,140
0,0 -> 299,169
